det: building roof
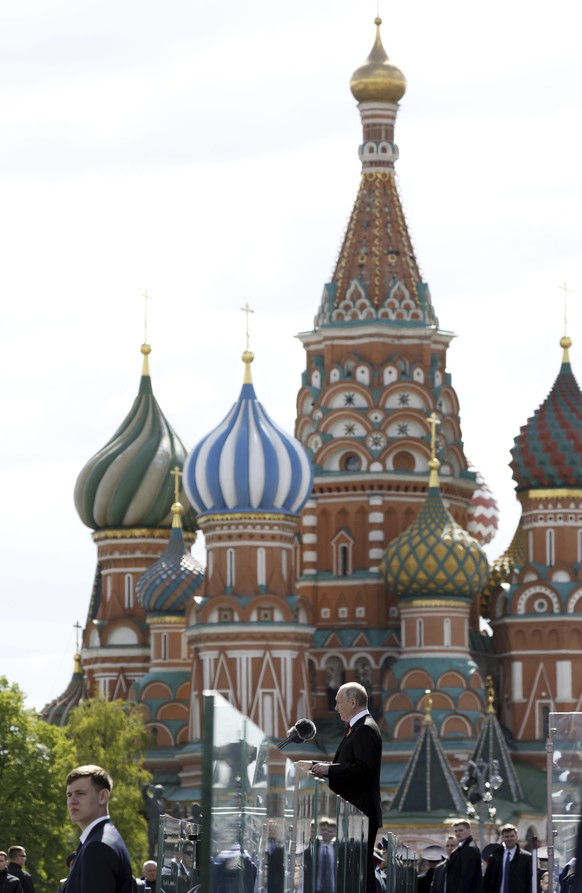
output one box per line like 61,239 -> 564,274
380,482 -> 488,598
137,505 -> 204,615
183,351 -> 313,517
74,343 -> 196,531
471,710 -> 524,803
389,710 -> 466,814
39,653 -> 89,726
350,17 -> 406,104
511,338 -> 582,491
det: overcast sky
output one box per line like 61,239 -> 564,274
2,0 -> 581,710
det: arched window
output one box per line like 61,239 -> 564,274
161,633 -> 168,661
257,548 -> 266,587
546,529 -> 555,566
417,618 -> 424,647
332,532 -> 353,577
444,617 -> 451,647
339,545 -> 349,577
124,574 -> 133,609
344,453 -> 362,472
227,549 -> 235,587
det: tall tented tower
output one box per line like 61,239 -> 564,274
295,18 -> 479,714
183,349 -> 314,741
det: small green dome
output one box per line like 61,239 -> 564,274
380,486 -> 488,598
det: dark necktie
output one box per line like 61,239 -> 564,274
501,849 -> 510,893
321,844 -> 331,892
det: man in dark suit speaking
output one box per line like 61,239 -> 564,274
64,764 -> 133,893
296,682 -> 382,893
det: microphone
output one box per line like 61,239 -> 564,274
276,718 -> 317,750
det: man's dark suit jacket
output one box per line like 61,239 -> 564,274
327,714 -> 382,893
484,845 -> 532,893
445,836 -> 483,893
65,819 -> 133,893
327,715 -> 382,826
430,860 -> 446,893
6,865 -> 33,893
417,866 -> 436,893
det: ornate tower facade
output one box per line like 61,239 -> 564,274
133,476 -> 204,752
183,350 -> 314,740
380,429 -> 489,748
490,337 -> 582,761
295,18 -> 478,717
74,343 -> 196,698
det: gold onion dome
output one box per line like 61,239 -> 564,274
350,17 -> 407,104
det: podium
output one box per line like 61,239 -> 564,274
156,692 -> 414,893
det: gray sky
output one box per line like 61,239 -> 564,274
2,0 -> 581,709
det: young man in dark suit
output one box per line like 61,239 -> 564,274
296,682 -> 382,893
64,764 -> 133,893
483,824 -> 532,893
445,820 -> 483,893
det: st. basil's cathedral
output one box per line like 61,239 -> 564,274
42,17 -> 582,845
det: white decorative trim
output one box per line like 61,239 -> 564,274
516,585 -> 560,614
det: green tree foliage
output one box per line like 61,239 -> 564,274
0,677 -> 76,893
63,697 -> 151,874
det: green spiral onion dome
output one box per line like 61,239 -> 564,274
74,344 -> 196,531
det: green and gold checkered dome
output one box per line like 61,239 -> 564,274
380,486 -> 488,598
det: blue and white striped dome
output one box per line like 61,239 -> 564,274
183,353 -> 313,517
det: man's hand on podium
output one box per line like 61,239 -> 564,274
294,760 -> 330,777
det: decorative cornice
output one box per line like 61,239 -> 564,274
400,599 -> 470,609
518,489 -> 582,501
92,528 -> 196,543
146,615 -> 186,626
199,512 -> 298,526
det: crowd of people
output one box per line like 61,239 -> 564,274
413,820 -> 576,893
0,847 -> 35,893
4,703 -> 578,893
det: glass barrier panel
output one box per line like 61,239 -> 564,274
157,814 -> 202,893
550,711 -> 582,886
155,693 -> 415,892
196,690 -> 369,892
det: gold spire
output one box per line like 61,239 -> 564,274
559,282 -> 573,363
73,620 -> 82,673
350,17 -> 407,104
241,303 -> 255,383
561,335 -> 572,364
170,465 -> 183,528
427,412 -> 441,488
141,341 -> 151,376
485,675 -> 495,714
423,689 -> 433,724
